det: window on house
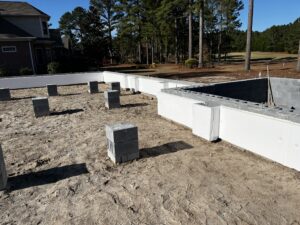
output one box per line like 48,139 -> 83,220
42,21 -> 49,36
2,46 -> 17,53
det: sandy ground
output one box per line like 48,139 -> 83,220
0,84 -> 300,225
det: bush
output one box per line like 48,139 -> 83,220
47,62 -> 61,74
0,67 -> 8,77
19,67 -> 33,75
185,58 -> 198,68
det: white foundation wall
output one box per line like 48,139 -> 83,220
102,71 -> 195,97
157,93 -> 300,171
157,92 -> 204,128
219,106 -> 300,171
0,72 -> 104,89
0,71 -> 195,93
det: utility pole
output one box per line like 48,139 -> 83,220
245,0 -> 254,71
297,40 -> 300,72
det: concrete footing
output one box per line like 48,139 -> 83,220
32,97 -> 50,117
0,88 -> 11,101
88,81 -> 99,94
104,90 -> 120,109
0,145 -> 7,190
106,123 -> 139,163
47,85 -> 58,96
108,82 -> 121,93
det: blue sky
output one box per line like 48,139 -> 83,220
6,0 -> 300,31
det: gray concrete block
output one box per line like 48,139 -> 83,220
0,88 -> 11,101
104,90 -> 119,99
108,139 -> 139,155
47,85 -> 58,96
105,101 -> 120,109
0,145 -> 7,190
88,81 -> 99,94
32,97 -> 50,117
106,123 -> 139,163
106,123 -> 138,143
108,82 -> 121,93
104,90 -> 120,109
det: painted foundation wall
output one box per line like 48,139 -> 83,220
102,71 -> 195,97
0,72 -> 104,89
219,106 -> 300,171
270,77 -> 300,108
0,71 -> 194,93
157,92 -> 204,128
157,92 -> 300,171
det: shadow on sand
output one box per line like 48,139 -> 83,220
8,163 -> 89,191
51,109 -> 84,116
122,103 -> 149,108
140,141 -> 193,159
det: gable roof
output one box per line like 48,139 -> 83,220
0,1 -> 49,18
0,17 -> 34,39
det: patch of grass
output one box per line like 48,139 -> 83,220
226,52 -> 297,61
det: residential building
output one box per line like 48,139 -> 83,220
0,1 -> 63,75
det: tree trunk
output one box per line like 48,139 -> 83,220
151,40 -> 154,64
217,4 -> 223,63
245,0 -> 254,71
146,39 -> 149,65
175,18 -> 179,64
198,0 -> 204,68
297,40 -> 300,72
217,27 -> 222,63
138,42 -> 141,63
188,0 -> 193,59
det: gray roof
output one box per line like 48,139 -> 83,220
0,17 -> 34,39
0,1 -> 49,18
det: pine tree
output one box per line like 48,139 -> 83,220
90,0 -> 121,64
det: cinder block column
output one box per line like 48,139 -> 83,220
32,97 -> 50,117
106,123 -> 139,163
88,81 -> 99,94
0,145 -> 7,190
192,102 -> 220,142
108,82 -> 121,93
104,90 -> 120,109
0,88 -> 11,101
47,84 -> 58,96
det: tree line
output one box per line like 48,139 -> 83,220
58,0 -> 299,72
59,0 -> 244,67
232,17 -> 300,54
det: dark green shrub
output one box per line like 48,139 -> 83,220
47,62 -> 61,74
19,67 -> 33,75
0,67 -> 8,77
185,58 -> 198,68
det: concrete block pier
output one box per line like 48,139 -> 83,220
104,90 -> 120,109
32,97 -> 50,117
47,84 -> 58,96
108,82 -> 121,93
106,123 -> 139,163
0,145 -> 7,190
192,102 -> 220,141
0,88 -> 11,101
88,81 -> 99,94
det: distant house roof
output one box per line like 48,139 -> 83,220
0,17 -> 34,40
0,1 -> 50,18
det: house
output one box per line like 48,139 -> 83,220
0,1 -> 63,75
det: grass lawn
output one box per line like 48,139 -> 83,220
226,52 -> 298,61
